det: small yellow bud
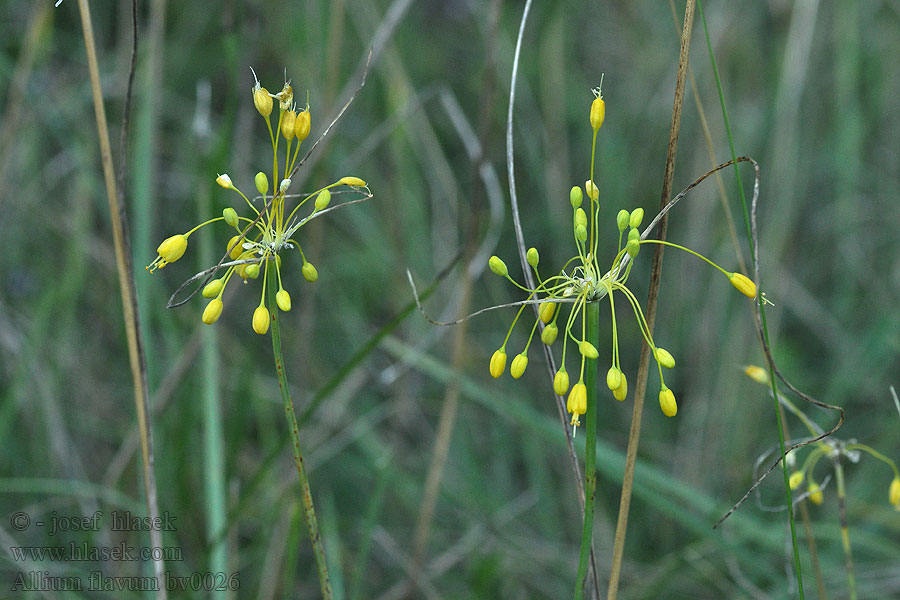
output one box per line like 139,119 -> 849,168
729,272 -> 757,298
616,209 -> 629,232
276,289 -> 292,312
253,85 -> 273,118
314,189 -> 331,211
281,109 -> 297,141
156,234 -> 188,264
202,278 -> 224,298
526,247 -> 539,268
889,477 -> 900,508
627,228 -> 640,243
613,372 -> 628,401
223,207 -> 238,228
541,322 -> 558,345
654,347 -> 675,369
539,302 -> 556,324
584,180 -> 599,202
252,305 -> 270,335
789,471 -> 805,490
744,365 -> 769,385
338,176 -> 367,187
590,95 -> 605,131
216,174 -> 234,189
659,387 -> 677,417
302,262 -> 318,282
245,263 -> 260,279
625,238 -> 640,257
579,341 -> 599,359
488,256 -> 508,277
554,369 -> 570,396
606,366 -> 621,391
294,110 -> 311,142
570,185 -> 583,208
510,353 -> 528,379
202,299 -> 224,325
629,208 -> 644,228
567,382 -> 587,417
489,349 -> 507,378
575,208 -> 588,229
808,482 -> 824,505
575,225 -> 588,242
255,171 -> 269,196
226,235 -> 243,260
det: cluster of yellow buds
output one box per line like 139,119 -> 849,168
147,71 -> 369,334
488,81 -> 757,432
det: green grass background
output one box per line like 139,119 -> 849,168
1,1 -> 898,598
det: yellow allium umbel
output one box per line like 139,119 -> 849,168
147,70 -> 369,334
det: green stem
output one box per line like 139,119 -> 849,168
574,301 -> 600,599
697,0 -> 804,594
834,461 -> 856,600
267,263 -> 333,600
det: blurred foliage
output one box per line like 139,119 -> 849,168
1,0 -> 898,598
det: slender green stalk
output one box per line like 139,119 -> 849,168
574,301 -> 600,600
833,461 -> 856,600
266,264 -> 333,600
696,1 -> 805,596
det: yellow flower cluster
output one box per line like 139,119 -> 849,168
488,82 -> 757,431
148,72 -> 368,334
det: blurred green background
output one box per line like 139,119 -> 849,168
1,1 -> 898,598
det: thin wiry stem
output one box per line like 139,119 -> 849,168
506,2 -> 600,595
607,2 -> 695,599
75,0 -> 166,596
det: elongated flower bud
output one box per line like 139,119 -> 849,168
590,95 -> 605,131
294,110 -> 311,142
659,387 -> 677,417
554,369 -> 570,396
202,278 -> 224,298
584,180 -> 599,202
276,289 -> 291,312
216,174 -> 234,189
281,110 -> 296,141
202,299 -> 223,324
789,471 -> 805,490
613,372 -> 628,401
226,235 -> 243,260
252,305 -> 270,335
253,85 -> 273,117
654,347 -> 675,369
526,247 -> 539,268
245,263 -> 260,279
808,482 -> 824,505
489,256 -> 508,277
606,366 -> 621,390
510,353 -> 528,379
744,365 -> 769,384
338,176 -> 367,187
223,207 -> 238,228
315,189 -> 331,211
255,171 -> 269,196
302,262 -> 318,282
629,208 -> 644,228
541,322 -> 558,345
729,272 -> 757,298
489,349 -> 507,378
570,185 -> 583,208
616,209 -> 629,232
539,302 -> 556,324
579,341 -> 599,359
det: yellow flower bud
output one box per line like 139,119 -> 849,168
554,369 -> 570,396
629,208 -> 644,228
202,278 -> 224,298
625,238 -> 639,257
789,471 -> 805,490
590,95 -> 605,131
510,353 -> 528,379
253,85 -> 273,118
606,366 -> 621,391
226,235 -> 243,260
489,349 -> 507,378
302,262 -> 318,282
255,171 -> 269,196
654,347 -> 675,369
202,299 -> 224,325
294,109 -> 311,142
314,189 -> 331,211
579,340 -> 599,359
659,387 -> 677,417
156,234 -> 188,264
245,263 -> 260,279
616,209 -> 629,232
729,272 -> 757,298
281,109 -> 297,141
889,477 -> 900,508
216,174 -> 234,189
488,256 -> 508,277
526,247 -> 539,268
338,176 -> 367,187
541,322 -> 558,345
539,302 -> 556,324
276,289 -> 292,312
570,186 -> 583,208
744,365 -> 769,385
252,305 -> 270,335
613,372 -> 628,401
223,207 -> 238,228
808,482 -> 823,505
567,382 -> 587,416
575,208 -> 588,229
575,225 -> 588,243
584,180 -> 599,202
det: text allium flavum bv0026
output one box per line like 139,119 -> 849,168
146,72 -> 369,333
486,82 -> 758,432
